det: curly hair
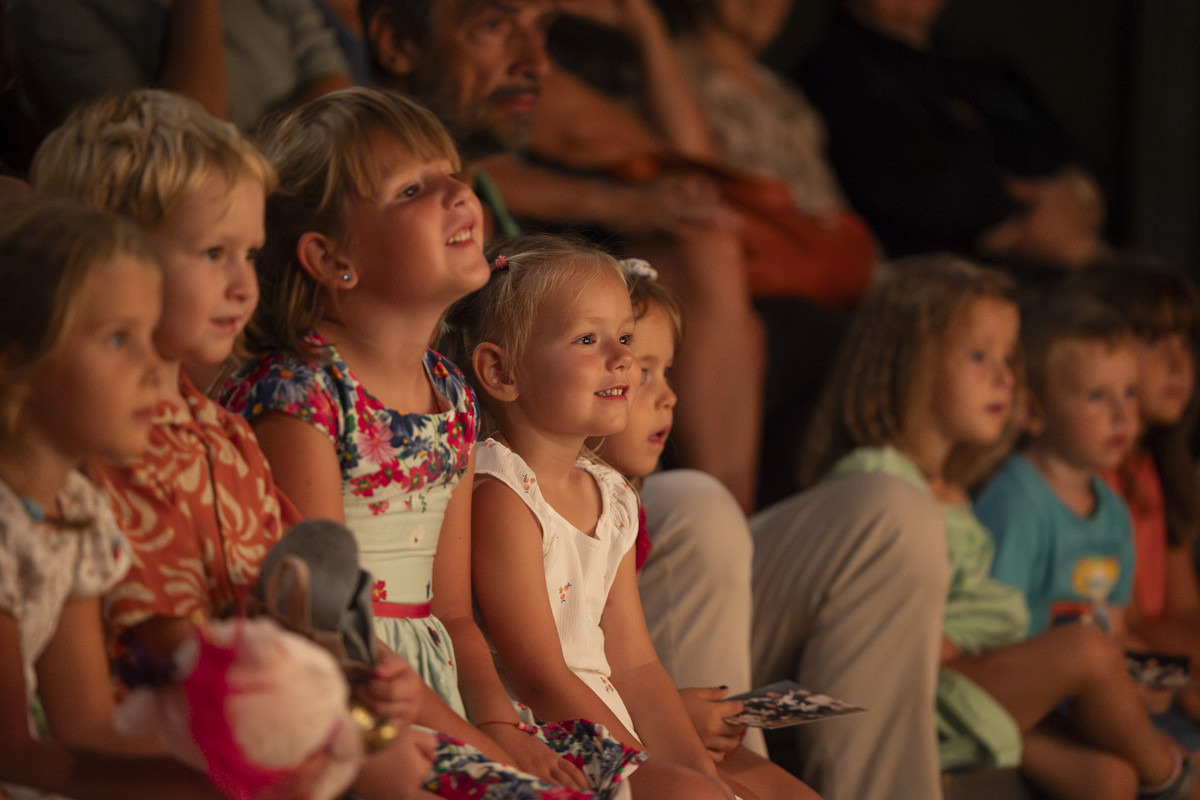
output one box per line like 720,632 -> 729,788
30,89 -> 275,228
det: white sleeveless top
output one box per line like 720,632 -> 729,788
475,439 -> 639,732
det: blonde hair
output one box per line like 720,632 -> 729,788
246,86 -> 461,360
29,89 -> 275,228
626,269 -> 684,349
0,198 -> 157,439
799,254 -> 1018,486
448,233 -> 629,433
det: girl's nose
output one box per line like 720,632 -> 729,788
228,253 -> 259,303
658,381 -> 677,411
610,342 -> 634,373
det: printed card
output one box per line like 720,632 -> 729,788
724,680 -> 866,729
1126,651 -> 1190,690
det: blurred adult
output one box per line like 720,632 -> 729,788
801,0 -> 1107,269
365,0 -> 766,513
9,0 -> 352,131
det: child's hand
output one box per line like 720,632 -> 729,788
484,723 -> 591,791
354,650 -> 422,727
678,687 -> 747,762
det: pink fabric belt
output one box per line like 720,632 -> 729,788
372,600 -> 432,619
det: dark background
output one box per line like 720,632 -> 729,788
762,0 -> 1200,275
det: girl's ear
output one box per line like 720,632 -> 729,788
473,343 -> 519,402
1021,388 -> 1047,438
297,231 -> 357,289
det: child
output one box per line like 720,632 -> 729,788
975,289 -> 1140,636
455,233 -> 817,800
29,90 -> 432,800
1078,263 -> 1200,732
801,256 -> 1197,800
592,260 -> 766,758
0,198 -> 220,799
219,87 -> 641,797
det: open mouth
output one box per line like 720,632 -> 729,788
446,226 -> 474,245
596,387 -> 627,398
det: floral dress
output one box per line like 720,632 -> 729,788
222,334 -> 644,799
222,333 -> 474,713
0,472 -> 131,800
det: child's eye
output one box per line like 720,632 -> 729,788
576,334 -> 594,345
246,247 -> 261,263
105,330 -> 128,349
639,367 -> 649,385
400,184 -> 419,199
203,246 -> 224,261
968,350 -> 986,363
620,333 -> 634,346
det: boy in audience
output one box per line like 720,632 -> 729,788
976,289 -> 1140,635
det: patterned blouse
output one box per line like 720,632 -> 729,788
93,371 -> 299,648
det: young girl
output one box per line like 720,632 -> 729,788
220,87 -> 642,798
455,233 -> 817,800
593,261 -> 767,759
0,198 -> 220,800
798,255 -> 1198,800
1080,263 -> 1200,733
30,89 -> 433,800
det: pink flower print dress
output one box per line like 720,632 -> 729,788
222,333 -> 475,714
474,439 -> 640,733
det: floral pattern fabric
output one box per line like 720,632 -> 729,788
93,371 -> 299,649
221,333 -> 475,713
425,719 -> 645,800
0,471 -> 130,800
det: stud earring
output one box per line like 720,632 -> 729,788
340,272 -> 353,283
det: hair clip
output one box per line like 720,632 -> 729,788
619,258 -> 658,281
492,255 -> 509,272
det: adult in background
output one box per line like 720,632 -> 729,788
9,0 -> 352,131
801,0 -> 1107,271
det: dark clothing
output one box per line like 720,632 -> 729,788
800,9 -> 1081,259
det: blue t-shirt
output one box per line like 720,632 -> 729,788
974,454 -> 1134,633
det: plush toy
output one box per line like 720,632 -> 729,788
114,617 -> 364,800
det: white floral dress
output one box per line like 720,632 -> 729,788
0,471 -> 131,800
223,333 -> 473,714
475,439 -> 640,733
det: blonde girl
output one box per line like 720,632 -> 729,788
221,87 -> 641,798
801,255 -> 1199,800
31,90 -> 436,800
455,233 -> 817,800
0,199 -> 220,800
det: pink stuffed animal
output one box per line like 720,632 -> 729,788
115,617 -> 364,800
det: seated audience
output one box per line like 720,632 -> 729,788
9,0 -> 351,131
801,0 -> 1106,269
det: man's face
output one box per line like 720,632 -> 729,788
409,0 -> 557,161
